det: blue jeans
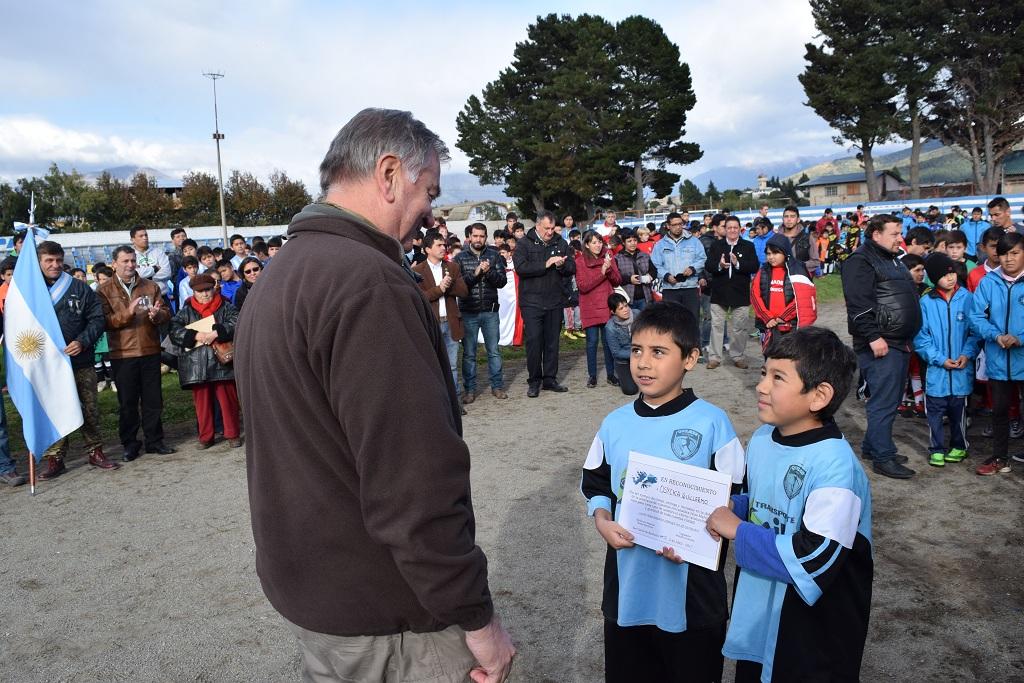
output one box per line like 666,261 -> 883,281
0,400 -> 13,474
857,347 -> 910,463
925,394 -> 967,453
585,324 -> 615,381
461,311 -> 503,392
440,321 -> 460,397
629,299 -> 647,313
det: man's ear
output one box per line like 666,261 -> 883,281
683,347 -> 701,371
376,153 -> 402,204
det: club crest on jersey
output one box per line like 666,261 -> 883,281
670,429 -> 702,461
783,464 -> 806,499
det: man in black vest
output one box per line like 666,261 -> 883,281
842,214 -> 923,479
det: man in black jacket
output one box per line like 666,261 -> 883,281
37,241 -> 120,478
454,222 -> 508,401
704,216 -> 759,369
842,214 -> 922,480
513,210 -> 576,397
781,205 -> 819,276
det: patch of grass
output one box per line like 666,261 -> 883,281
4,373 -> 195,456
814,273 -> 845,303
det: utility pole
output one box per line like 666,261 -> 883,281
203,71 -> 228,248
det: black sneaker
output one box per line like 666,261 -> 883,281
607,376 -> 620,386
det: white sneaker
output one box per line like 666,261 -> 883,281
110,383 -> 118,393
97,380 -> 108,392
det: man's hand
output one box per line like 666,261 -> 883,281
441,274 -> 453,291
147,299 -> 163,321
682,266 -> 695,278
706,506 -> 741,542
64,341 -> 83,357
465,615 -> 516,683
544,256 -> 562,268
664,274 -> 677,285
630,274 -> 641,285
766,318 -> 779,329
480,260 -> 491,274
129,297 -> 144,314
869,337 -> 889,358
594,509 -> 634,549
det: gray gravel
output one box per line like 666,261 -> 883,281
1,301 -> 1021,682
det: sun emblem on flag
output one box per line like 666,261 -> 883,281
14,329 -> 46,361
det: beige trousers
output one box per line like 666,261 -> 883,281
708,304 -> 751,362
285,618 -> 477,683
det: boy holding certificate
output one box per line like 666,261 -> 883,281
706,327 -> 873,682
581,302 -> 746,682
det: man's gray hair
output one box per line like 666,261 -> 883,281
536,210 -> 556,225
318,108 -> 450,194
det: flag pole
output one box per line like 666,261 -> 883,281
28,453 -> 35,496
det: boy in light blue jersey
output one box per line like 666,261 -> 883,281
707,327 -> 872,683
582,302 -> 745,683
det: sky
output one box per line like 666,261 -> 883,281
0,0 -> 895,194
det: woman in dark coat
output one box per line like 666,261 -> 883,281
169,274 -> 242,449
232,256 -> 263,310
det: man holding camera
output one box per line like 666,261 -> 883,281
650,211 -> 707,321
97,246 -> 175,462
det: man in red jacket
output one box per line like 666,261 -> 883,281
236,109 -> 515,683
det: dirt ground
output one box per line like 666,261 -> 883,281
1,300 -> 1022,682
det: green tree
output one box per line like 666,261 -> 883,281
456,13 -> 701,218
923,0 -> 1024,193
267,170 -> 312,225
81,172 -> 131,231
705,181 -> 721,205
178,171 -> 221,226
0,181 -> 33,233
38,164 -> 92,230
125,172 -> 174,227
226,171 -> 272,226
800,0 -> 898,201
678,179 -> 703,206
798,173 -> 810,184
611,15 -> 702,212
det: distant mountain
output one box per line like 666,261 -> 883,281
685,154 -> 840,192
437,172 -> 512,206
786,140 -> 975,184
82,165 -> 176,183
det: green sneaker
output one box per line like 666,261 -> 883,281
946,448 -> 968,463
929,452 -> 946,467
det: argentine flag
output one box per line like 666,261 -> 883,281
4,231 -> 83,458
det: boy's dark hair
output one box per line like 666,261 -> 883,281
996,231 -> 1023,256
568,228 -> 582,239
94,265 -> 113,278
607,293 -> 628,311
513,222 -> 525,232
900,253 -> 925,270
906,226 -> 934,246
765,326 -> 857,421
765,241 -> 786,255
933,229 -> 950,245
216,259 -> 235,271
972,206 -> 983,214
170,227 -> 187,238
230,233 -> 245,245
981,226 -> 1006,246
631,302 -> 700,359
197,245 -> 214,258
267,236 -> 283,248
212,247 -> 224,258
493,229 -> 508,240
0,256 -> 16,273
182,238 -> 198,251
70,267 -> 86,277
505,212 -> 518,221
182,255 -> 199,269
711,212 -> 728,228
253,243 -> 269,257
944,230 -> 967,247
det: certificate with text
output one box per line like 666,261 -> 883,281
618,451 -> 732,571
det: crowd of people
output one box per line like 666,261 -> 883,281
3,104 -> 1023,682
0,226 -> 274,486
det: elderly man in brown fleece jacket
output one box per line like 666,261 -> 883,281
234,108 -> 515,683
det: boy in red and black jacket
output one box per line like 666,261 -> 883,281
750,234 -> 817,352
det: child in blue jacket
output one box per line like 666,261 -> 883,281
968,231 -> 1024,475
914,254 -> 980,467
